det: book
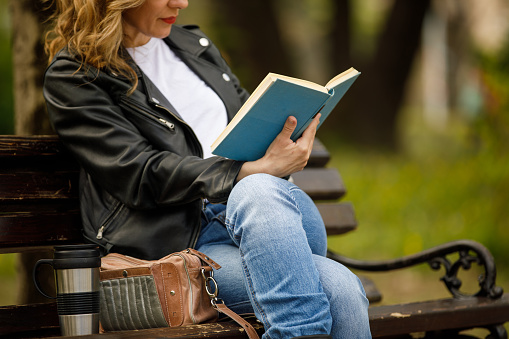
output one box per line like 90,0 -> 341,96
211,67 -> 360,161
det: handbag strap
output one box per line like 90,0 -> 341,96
186,248 -> 221,269
200,265 -> 260,339
214,302 -> 260,339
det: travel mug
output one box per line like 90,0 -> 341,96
33,244 -> 101,336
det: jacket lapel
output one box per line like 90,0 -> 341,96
140,73 -> 183,120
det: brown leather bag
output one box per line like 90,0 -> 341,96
99,248 -> 259,338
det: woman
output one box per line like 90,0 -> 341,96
43,0 -> 371,338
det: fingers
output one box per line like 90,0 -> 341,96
254,114 -> 321,178
279,116 -> 298,139
297,113 -> 320,155
300,113 -> 321,143
279,114 -> 320,142
311,113 -> 321,130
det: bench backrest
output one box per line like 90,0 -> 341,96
0,135 -> 357,254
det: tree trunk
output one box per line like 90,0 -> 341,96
10,0 -> 55,304
331,0 -> 432,150
11,0 -> 53,135
319,0 -> 353,140
329,0 -> 352,74
210,0 -> 294,92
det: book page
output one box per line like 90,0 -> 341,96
270,74 -> 329,93
325,67 -> 360,89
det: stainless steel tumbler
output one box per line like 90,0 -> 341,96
33,244 -> 101,336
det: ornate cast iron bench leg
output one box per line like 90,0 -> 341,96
327,240 -> 506,338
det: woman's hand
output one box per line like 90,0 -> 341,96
236,113 -> 321,182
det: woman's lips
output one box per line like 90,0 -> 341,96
162,17 -> 177,24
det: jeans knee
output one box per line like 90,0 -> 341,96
230,173 -> 284,206
316,257 -> 369,315
330,272 -> 371,337
228,174 -> 327,254
337,273 -> 368,309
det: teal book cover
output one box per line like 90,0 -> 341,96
211,68 -> 360,162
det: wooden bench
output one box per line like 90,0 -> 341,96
1,135 -> 508,338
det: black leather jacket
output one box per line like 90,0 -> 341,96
43,25 -> 249,260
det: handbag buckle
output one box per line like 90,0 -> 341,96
201,267 -> 219,299
211,297 -> 224,308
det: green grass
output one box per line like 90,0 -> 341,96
0,254 -> 17,305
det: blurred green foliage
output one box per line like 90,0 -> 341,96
324,36 -> 509,287
0,1 -> 13,134
325,112 -> 509,269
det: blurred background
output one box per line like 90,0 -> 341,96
0,0 -> 508,319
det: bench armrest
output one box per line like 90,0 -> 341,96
327,239 -> 504,299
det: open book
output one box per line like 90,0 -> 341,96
211,67 -> 360,161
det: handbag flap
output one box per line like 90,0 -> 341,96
151,262 -> 184,326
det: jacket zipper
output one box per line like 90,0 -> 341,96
121,97 -> 175,132
97,202 -> 125,240
154,103 -> 204,158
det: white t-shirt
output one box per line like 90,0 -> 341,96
127,38 -> 228,159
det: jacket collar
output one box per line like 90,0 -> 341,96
165,25 -> 209,57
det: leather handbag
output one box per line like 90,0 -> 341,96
99,248 -> 259,338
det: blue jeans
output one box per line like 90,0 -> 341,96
196,174 -> 371,339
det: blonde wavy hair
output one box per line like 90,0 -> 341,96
45,0 -> 146,90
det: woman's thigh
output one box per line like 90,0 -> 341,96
226,174 -> 328,256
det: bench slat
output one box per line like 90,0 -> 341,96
0,168 -> 344,202
0,211 -> 82,253
0,135 -> 349,255
317,202 -> 357,235
0,135 -> 330,166
0,137 -> 337,202
0,135 -> 64,157
68,320 -> 265,338
0,169 -> 345,202
0,204 -> 356,254
369,295 -> 509,337
0,302 -> 265,339
0,302 -> 59,337
0,172 -> 79,202
307,138 -> 330,167
292,168 -> 346,200
3,296 -> 508,338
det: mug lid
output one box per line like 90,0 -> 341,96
53,245 -> 100,259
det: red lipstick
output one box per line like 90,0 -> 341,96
162,17 -> 177,24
